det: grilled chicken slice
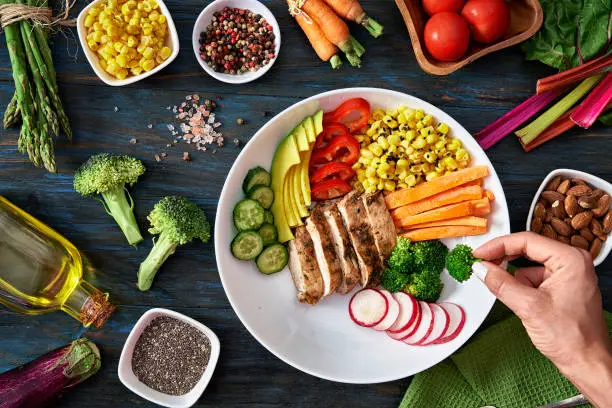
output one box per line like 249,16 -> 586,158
362,192 -> 397,263
306,206 -> 342,297
337,191 -> 384,287
288,226 -> 324,305
322,203 -> 361,294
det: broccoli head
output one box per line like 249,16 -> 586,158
388,237 -> 413,271
73,153 -> 145,246
411,240 -> 448,275
446,244 -> 482,282
138,196 -> 211,291
404,270 -> 444,303
381,267 -> 411,293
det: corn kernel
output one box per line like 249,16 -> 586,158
412,137 -> 426,149
141,59 -> 155,71
115,68 -> 129,79
87,40 -> 99,51
158,14 -> 166,24
84,14 -> 95,27
159,46 -> 171,59
426,172 -> 439,182
130,66 -> 143,75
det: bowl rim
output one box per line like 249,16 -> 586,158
191,0 -> 281,84
526,168 -> 612,266
76,0 -> 180,87
117,307 -> 220,408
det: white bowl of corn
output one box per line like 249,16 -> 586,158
77,0 -> 179,86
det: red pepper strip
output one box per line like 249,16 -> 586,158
310,162 -> 356,184
522,108 -> 576,152
323,98 -> 371,133
311,178 -> 352,201
314,122 -> 351,150
310,134 -> 360,167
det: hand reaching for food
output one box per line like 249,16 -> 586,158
473,232 -> 612,408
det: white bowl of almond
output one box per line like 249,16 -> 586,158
527,169 -> 612,266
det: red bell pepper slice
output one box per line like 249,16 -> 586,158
314,122 -> 351,150
310,162 -> 356,184
323,98 -> 371,134
310,134 -> 360,167
311,178 -> 352,201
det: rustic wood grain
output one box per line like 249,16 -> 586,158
0,0 -> 611,407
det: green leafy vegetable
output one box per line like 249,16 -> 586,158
600,110 -> 612,125
446,244 -> 482,282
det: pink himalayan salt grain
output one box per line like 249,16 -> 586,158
165,94 -> 223,153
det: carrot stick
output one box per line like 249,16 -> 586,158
385,166 -> 490,209
472,197 -> 491,217
400,225 -> 488,242
301,0 -> 363,67
484,190 -> 495,201
394,198 -> 491,228
404,216 -> 488,230
292,5 -> 342,68
321,0 -> 384,37
391,184 -> 483,218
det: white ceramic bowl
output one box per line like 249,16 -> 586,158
215,88 -> 511,384
192,0 -> 281,84
77,0 -> 179,86
118,308 -> 220,408
526,168 -> 612,266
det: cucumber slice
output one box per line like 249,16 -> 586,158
258,223 -> 278,246
256,244 -> 288,274
233,199 -> 265,231
247,185 -> 274,209
263,210 -> 274,225
231,231 -> 264,260
243,167 -> 271,193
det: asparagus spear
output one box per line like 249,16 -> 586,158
3,94 -> 21,129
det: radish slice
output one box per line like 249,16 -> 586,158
373,290 -> 400,331
349,289 -> 388,327
387,292 -> 418,333
419,303 -> 450,346
403,302 -> 434,345
387,300 -> 421,341
432,303 -> 466,344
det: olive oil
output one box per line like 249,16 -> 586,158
0,196 -> 115,327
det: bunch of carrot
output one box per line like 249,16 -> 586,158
287,0 -> 383,69
384,166 -> 493,241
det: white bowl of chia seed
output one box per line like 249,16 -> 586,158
118,308 -> 220,408
192,0 -> 281,84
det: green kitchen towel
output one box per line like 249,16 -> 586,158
400,305 -> 612,408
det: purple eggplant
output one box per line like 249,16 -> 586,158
0,338 -> 101,408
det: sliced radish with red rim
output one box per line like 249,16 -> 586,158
372,290 -> 400,331
403,302 -> 434,345
419,303 -> 450,346
349,289 -> 388,328
432,303 -> 466,345
387,292 -> 419,334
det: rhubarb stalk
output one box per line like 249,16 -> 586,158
570,72 -> 612,129
537,54 -> 612,94
516,75 -> 604,145
521,109 -> 576,152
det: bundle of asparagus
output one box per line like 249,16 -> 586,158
1,0 -> 71,173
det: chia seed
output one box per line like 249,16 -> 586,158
132,316 -> 211,396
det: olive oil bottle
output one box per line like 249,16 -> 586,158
0,196 -> 115,327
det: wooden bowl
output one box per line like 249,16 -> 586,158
395,0 -> 543,75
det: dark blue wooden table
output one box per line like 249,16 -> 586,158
1,0 -> 611,406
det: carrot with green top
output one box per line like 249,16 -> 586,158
293,10 -> 342,69
301,0 -> 364,67
322,0 -> 383,38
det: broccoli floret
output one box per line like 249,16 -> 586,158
446,244 -> 482,282
138,196 -> 211,291
388,237 -> 413,271
411,240 -> 448,275
74,153 -> 145,246
404,270 -> 444,302
381,267 -> 412,293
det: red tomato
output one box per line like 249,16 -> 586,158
423,12 -> 470,62
311,178 -> 352,201
314,122 -> 350,150
422,0 -> 465,16
461,0 -> 510,44
310,162 -> 356,184
323,98 -> 371,134
310,134 -> 360,167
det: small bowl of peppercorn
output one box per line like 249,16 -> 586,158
192,0 -> 281,84
118,308 -> 220,408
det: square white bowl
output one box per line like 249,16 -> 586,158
526,168 -> 612,266
118,308 -> 220,408
77,0 -> 179,86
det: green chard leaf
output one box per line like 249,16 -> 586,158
600,110 -> 612,125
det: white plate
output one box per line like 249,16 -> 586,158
215,88 -> 510,384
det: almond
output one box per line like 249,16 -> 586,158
590,238 -> 603,259
531,217 -> 543,233
545,176 -> 562,191
540,224 -> 557,240
578,191 -> 601,209
571,235 -> 589,250
556,179 -> 571,194
551,217 -> 572,236
603,210 -> 612,234
571,178 -> 587,186
571,211 -> 593,230
534,202 -> 546,219
594,196 -> 611,219
591,218 -> 604,236
551,200 -> 567,218
597,234 -> 608,242
567,185 -> 591,197
580,228 -> 595,242
545,212 -> 553,223
558,235 -> 570,245
565,194 -> 581,218
592,189 -> 605,200
542,190 -> 565,204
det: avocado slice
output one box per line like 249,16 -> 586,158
291,164 -> 309,218
302,117 -> 316,144
292,124 -> 309,152
313,110 -> 324,136
270,134 -> 301,242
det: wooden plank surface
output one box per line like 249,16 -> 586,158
0,0 -> 611,407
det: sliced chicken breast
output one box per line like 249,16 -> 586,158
362,192 -> 397,262
323,203 -> 361,294
337,191 -> 384,287
288,226 -> 324,305
305,206 -> 342,297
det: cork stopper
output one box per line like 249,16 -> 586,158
80,291 -> 116,328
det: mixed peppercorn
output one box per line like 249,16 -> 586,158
198,7 -> 276,75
